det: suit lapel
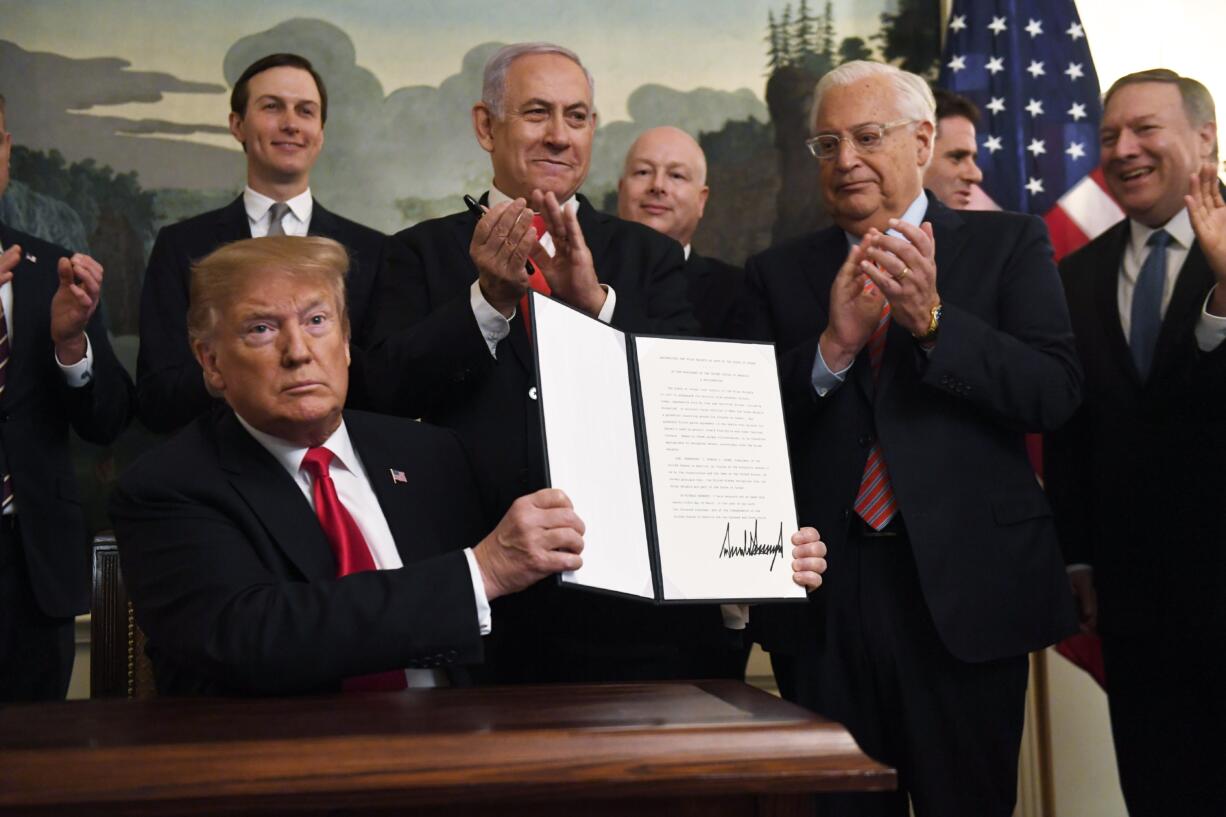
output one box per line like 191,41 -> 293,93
215,196 -> 252,245
307,200 -> 337,238
346,414 -> 422,564
215,411 -> 336,579
5,229 -> 54,401
1151,240 -> 1214,382
1091,222 -> 1139,384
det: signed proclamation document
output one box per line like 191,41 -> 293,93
531,292 -> 805,604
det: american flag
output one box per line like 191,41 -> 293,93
938,0 -> 1123,260
389,468 -> 407,484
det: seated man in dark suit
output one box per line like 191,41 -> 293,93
137,53 -> 397,433
0,93 -> 135,701
112,236 -> 587,696
617,125 -> 745,339
365,43 -> 711,684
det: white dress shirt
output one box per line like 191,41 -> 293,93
1118,208 -> 1226,352
237,415 -> 492,685
243,187 -> 313,237
470,185 -> 617,356
0,238 -> 95,515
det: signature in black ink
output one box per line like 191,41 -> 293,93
718,521 -> 785,571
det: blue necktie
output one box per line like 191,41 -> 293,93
1129,229 -> 1171,380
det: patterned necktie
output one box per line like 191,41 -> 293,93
300,446 -> 407,691
852,299 -> 898,530
0,297 -> 11,511
266,201 -> 291,237
519,214 -> 552,341
1129,228 -> 1171,380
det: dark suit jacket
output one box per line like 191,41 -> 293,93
135,196 -> 394,432
110,409 -> 493,696
743,193 -> 1081,663
685,251 -> 745,339
1045,218 -> 1226,639
366,194 -> 707,683
0,222 -> 134,618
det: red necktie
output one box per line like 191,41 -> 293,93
852,300 -> 899,530
519,214 -> 552,341
300,446 -> 407,691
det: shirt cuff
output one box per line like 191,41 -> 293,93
470,280 -> 511,358
720,603 -> 749,630
596,284 -> 615,324
463,547 -> 492,636
810,342 -> 850,397
55,333 -> 94,388
1195,286 -> 1226,352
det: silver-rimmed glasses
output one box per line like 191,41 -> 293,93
805,119 -> 916,160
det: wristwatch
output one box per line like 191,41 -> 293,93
913,302 -> 942,343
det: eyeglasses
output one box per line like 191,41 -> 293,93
805,119 -> 916,160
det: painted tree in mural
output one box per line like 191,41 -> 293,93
9,146 -> 154,335
874,0 -> 942,76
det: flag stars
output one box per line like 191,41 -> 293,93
988,16 -> 1008,35
949,14 -> 967,32
1067,21 -> 1085,40
1065,62 -> 1085,80
986,56 -> 1005,75
1025,18 -> 1044,37
1027,60 -> 1046,79
1026,177 -> 1045,195
987,96 -> 1006,115
1027,138 -> 1047,157
1068,102 -> 1088,121
1066,142 -> 1087,160
947,54 -> 968,73
1026,98 -> 1045,117
984,135 -> 1003,153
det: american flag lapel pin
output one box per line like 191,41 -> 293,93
24,253 -> 36,264
389,468 -> 407,485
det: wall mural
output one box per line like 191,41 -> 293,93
0,0 -> 938,528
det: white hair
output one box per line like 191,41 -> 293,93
810,61 -> 936,169
481,43 -> 595,118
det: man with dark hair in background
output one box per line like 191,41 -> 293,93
1045,68 -> 1225,817
0,92 -> 134,701
923,87 -> 984,210
137,53 -> 397,433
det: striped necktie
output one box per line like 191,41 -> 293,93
851,299 -> 898,530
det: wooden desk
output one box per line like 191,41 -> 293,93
0,680 -> 894,816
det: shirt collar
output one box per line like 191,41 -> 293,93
487,184 -> 580,216
243,186 -> 314,226
844,191 -> 929,248
1128,206 -> 1193,256
236,413 -> 359,480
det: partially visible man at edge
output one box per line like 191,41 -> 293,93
923,87 -> 984,210
364,43 -> 795,685
137,53 -> 398,433
0,91 -> 134,701
1045,68 -> 1226,817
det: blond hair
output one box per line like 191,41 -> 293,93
187,236 -> 350,345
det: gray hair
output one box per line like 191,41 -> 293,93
481,43 -> 595,118
811,61 -> 936,133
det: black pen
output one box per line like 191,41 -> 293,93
462,194 -> 486,218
